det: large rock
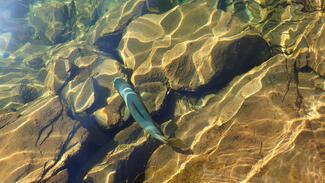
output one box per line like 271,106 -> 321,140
45,41 -> 97,92
250,2 -> 325,76
145,0 -> 194,13
293,13 -> 325,76
62,57 -> 127,129
87,0 -> 146,52
252,0 -> 323,11
73,0 -> 100,28
29,1 -> 73,44
84,123 -> 150,182
144,54 -> 325,182
296,0 -> 325,11
44,40 -> 128,129
0,78 -> 43,110
0,95 -> 88,182
119,1 -> 271,92
82,53 -> 325,182
0,43 -> 47,110
72,0 -> 122,37
14,43 -> 48,70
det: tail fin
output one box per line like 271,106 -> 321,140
166,137 -> 193,154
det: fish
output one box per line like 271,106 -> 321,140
114,77 -> 192,153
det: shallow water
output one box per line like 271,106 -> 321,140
0,0 -> 324,182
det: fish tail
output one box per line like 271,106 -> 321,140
166,137 -> 193,154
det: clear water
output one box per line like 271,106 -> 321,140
0,0 -> 324,182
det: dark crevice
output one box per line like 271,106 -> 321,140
0,121 -> 13,130
95,29 -> 124,63
0,113 -> 20,130
39,124 -> 54,146
173,73 -> 234,99
38,160 -> 51,183
94,2 -> 154,64
298,65 -> 313,73
282,59 -> 292,102
67,64 -> 81,83
63,83 -> 177,183
111,90 -> 192,183
35,108 -> 63,146
85,78 -> 110,114
114,139 -> 160,183
151,90 -> 177,124
66,133 -> 113,182
293,61 -> 304,112
282,60 -> 305,113
143,0 -> 174,14
173,36 -> 272,99
64,113 -> 135,183
57,64 -> 81,94
38,123 -> 82,183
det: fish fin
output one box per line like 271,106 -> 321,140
166,137 -> 193,154
160,119 -> 174,138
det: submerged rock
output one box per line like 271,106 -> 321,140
144,54 -> 325,183
145,0 -> 194,13
0,96 -> 88,182
59,50 -> 127,128
45,41 -> 95,92
120,1 -> 271,92
29,1 -> 73,44
84,53 -> 325,182
87,0 -> 146,52
73,0 -> 99,28
296,14 -> 325,76
0,0 -> 324,182
0,43 -> 47,110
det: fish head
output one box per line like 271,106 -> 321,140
113,77 -> 128,91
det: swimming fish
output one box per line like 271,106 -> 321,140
114,77 -> 191,153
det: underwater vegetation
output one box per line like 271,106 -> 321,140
0,0 -> 324,182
